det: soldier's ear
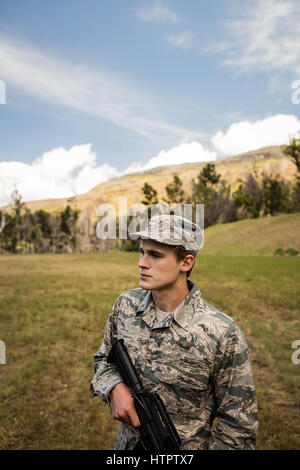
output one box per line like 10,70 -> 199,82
180,254 -> 194,272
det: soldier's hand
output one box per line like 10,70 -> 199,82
109,382 -> 141,427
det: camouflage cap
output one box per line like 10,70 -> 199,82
129,214 -> 203,256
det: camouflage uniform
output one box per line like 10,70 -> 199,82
90,279 -> 258,450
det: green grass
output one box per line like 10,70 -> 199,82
0,250 -> 299,449
202,212 -> 300,256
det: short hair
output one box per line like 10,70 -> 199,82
172,245 -> 195,278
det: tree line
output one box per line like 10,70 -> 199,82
0,191 -> 82,254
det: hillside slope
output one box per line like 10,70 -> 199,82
1,145 -> 297,220
201,212 -> 300,256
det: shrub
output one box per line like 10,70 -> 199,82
285,248 -> 299,256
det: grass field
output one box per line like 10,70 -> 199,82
201,212 -> 300,256
0,230 -> 300,449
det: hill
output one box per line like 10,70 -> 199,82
1,145 -> 297,221
201,212 -> 300,256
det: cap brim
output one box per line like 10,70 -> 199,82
129,231 -> 183,246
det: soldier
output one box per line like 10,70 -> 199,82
90,214 -> 258,450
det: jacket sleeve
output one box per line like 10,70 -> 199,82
90,295 -> 124,404
208,323 -> 258,450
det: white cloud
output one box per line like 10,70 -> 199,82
0,35 -> 198,142
165,31 -> 194,50
0,144 -> 120,207
123,141 -> 217,174
211,114 -> 300,156
135,1 -> 178,24
0,141 -> 217,207
3,114 -> 299,207
219,0 -> 300,75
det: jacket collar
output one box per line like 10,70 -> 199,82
136,279 -> 201,331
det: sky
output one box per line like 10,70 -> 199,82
1,0 -> 300,206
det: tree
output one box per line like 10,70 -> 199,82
233,174 -> 263,219
141,182 -> 158,206
11,189 -> 26,251
198,163 -> 221,186
35,210 -> 52,238
204,181 -> 239,226
283,134 -> 300,212
59,205 -> 80,252
261,173 -> 291,216
31,223 -> 42,252
233,170 -> 292,218
0,213 -> 17,253
188,164 -> 232,227
164,175 -> 185,204
283,135 -> 300,176
0,211 -> 6,254
190,164 -> 221,206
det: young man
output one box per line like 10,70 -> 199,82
90,214 -> 258,450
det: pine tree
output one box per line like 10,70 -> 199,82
164,175 -> 185,204
141,182 -> 158,206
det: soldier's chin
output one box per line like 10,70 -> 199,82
139,277 -> 152,287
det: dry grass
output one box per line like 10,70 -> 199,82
0,248 -> 299,449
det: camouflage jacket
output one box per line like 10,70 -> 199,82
90,279 -> 258,450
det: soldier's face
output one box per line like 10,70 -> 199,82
138,239 -> 185,290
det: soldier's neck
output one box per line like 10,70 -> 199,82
151,278 -> 189,313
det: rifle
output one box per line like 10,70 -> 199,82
107,338 -> 181,450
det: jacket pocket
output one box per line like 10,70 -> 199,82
152,353 -> 211,416
153,353 -> 211,390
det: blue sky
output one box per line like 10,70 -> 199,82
1,0 -> 300,206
